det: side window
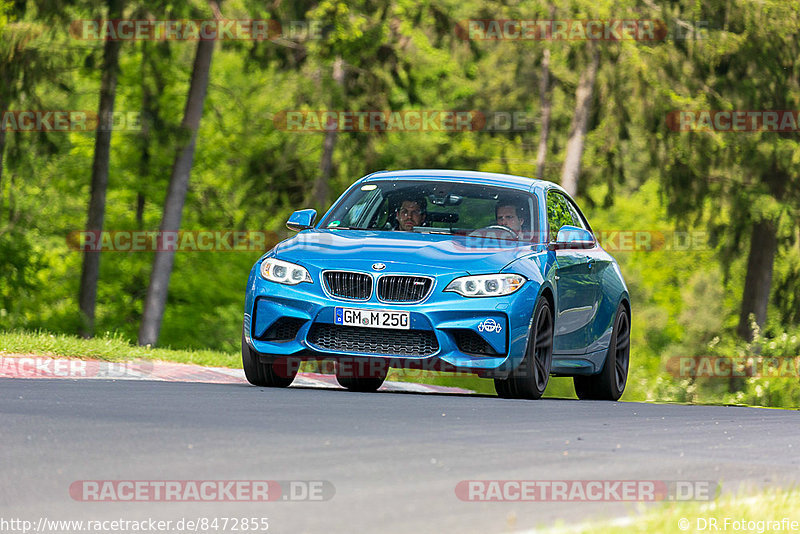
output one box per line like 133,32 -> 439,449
546,192 -> 575,241
565,200 -> 588,231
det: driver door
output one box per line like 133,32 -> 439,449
547,191 -> 598,355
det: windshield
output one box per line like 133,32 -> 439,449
318,179 -> 538,242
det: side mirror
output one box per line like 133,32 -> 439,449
550,225 -> 595,250
286,209 -> 317,232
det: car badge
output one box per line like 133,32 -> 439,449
372,263 -> 386,271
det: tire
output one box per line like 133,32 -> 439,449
494,377 -> 512,399
574,303 -> 630,401
241,325 -> 298,387
335,358 -> 388,392
494,297 -> 554,399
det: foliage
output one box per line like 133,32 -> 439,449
0,0 -> 798,406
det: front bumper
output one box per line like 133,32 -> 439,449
244,276 -> 539,377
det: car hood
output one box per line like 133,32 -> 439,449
272,229 -> 534,275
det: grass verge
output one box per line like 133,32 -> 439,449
2,329 -> 797,407
539,486 -> 799,534
0,329 -> 240,368
0,329 -> 500,392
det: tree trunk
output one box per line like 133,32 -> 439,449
736,219 -> 778,340
535,48 -> 551,179
560,45 -> 599,197
311,56 -> 344,209
0,95 -> 7,222
136,193 -> 145,228
78,0 -> 124,338
8,173 -> 15,224
136,41 -> 153,229
138,38 -> 215,346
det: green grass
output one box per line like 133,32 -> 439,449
539,486 -> 800,533
0,329 -> 240,368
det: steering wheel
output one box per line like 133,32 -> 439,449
468,225 -> 517,239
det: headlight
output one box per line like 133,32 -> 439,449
444,274 -> 526,297
260,258 -> 312,285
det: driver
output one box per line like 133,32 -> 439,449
395,195 -> 427,231
495,201 -> 525,236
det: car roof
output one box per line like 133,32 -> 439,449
360,169 -> 562,194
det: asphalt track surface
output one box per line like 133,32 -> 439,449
2,378 -> 799,533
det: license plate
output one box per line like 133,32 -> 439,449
334,307 -> 410,330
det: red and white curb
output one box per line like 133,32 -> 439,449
0,354 -> 473,394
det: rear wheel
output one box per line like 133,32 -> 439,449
335,358 -> 388,392
574,303 -> 630,400
494,298 -> 553,399
242,325 -> 298,387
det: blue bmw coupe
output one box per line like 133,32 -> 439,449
242,170 -> 630,400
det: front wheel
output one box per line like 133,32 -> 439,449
335,358 -> 388,392
494,297 -> 553,399
574,303 -> 630,401
242,325 -> 298,387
